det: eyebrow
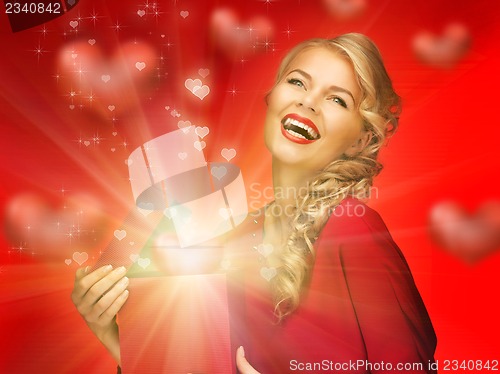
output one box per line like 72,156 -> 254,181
288,68 -> 357,105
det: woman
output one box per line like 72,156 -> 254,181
72,33 -> 437,373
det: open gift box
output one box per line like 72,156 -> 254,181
91,128 -> 249,373
118,273 -> 237,374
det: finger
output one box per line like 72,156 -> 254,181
75,266 -> 90,281
97,288 -> 130,326
72,265 -> 113,301
88,276 -> 129,322
236,346 -> 260,374
77,266 -> 127,314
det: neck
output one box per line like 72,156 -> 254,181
265,157 -> 316,242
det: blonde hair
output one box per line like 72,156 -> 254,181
270,33 -> 401,319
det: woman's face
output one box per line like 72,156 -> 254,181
264,46 -> 368,172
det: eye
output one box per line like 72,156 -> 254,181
330,96 -> 348,109
287,78 -> 305,88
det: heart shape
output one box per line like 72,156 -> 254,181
194,140 -> 206,151
211,166 -> 227,180
4,192 -> 107,261
57,41 -> 157,117
137,257 -> 151,269
323,0 -> 366,19
260,267 -> 277,282
413,23 -> 470,68
180,10 -> 189,18
192,85 -> 210,100
198,68 -> 210,78
177,120 -> 192,131
210,8 -> 274,59
429,201 -> 500,263
257,243 -> 274,258
195,126 -> 210,139
221,148 -> 236,162
72,251 -> 89,266
114,229 -> 127,241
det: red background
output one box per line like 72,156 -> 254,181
1,0 -> 499,372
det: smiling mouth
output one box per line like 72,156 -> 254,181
281,116 -> 320,141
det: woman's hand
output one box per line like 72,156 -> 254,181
71,265 -> 130,364
236,346 -> 261,374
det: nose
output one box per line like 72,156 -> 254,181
297,91 -> 319,113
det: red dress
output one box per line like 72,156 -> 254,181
226,197 -> 437,373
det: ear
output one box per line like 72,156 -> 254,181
345,131 -> 372,157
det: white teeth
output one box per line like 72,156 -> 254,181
286,129 -> 306,139
283,117 -> 318,139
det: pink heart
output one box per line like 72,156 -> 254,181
4,193 -> 108,261
221,148 -> 236,162
323,0 -> 366,19
413,23 -> 470,68
195,126 -> 209,139
72,252 -> 89,266
198,68 -> 210,78
429,201 -> 500,263
192,85 -> 210,100
210,8 -> 274,59
57,41 -> 157,117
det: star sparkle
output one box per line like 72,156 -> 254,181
31,42 -> 46,62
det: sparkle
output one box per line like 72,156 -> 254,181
75,11 -> 83,23
37,25 -> 50,38
92,131 -> 104,146
227,85 -> 239,97
122,140 -> 128,149
110,20 -> 125,32
283,24 -> 296,39
73,63 -> 89,80
67,89 -> 78,101
12,242 -> 27,255
86,90 -> 96,103
87,9 -> 104,27
60,186 -> 70,198
239,57 -> 248,66
31,42 -> 46,62
75,135 -> 84,148
259,0 -> 276,10
52,72 -> 61,83
256,36 -> 275,52
162,38 -> 174,50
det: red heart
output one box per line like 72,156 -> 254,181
5,1 -> 79,33
323,0 -> 366,19
4,192 -> 109,261
210,8 -> 274,59
57,41 -> 157,116
429,201 -> 500,263
413,23 -> 471,68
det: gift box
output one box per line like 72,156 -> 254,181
118,273 -> 236,374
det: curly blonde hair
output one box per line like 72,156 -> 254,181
270,33 -> 401,320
